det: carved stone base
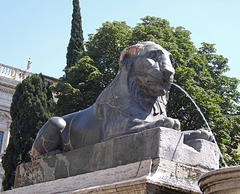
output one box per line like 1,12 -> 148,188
12,127 -> 219,193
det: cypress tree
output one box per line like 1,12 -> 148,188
66,0 -> 84,69
1,74 -> 53,191
52,0 -> 104,115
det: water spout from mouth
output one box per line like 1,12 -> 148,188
172,82 -> 227,167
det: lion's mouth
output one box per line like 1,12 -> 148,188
145,82 -> 170,96
146,70 -> 173,89
147,78 -> 172,89
163,78 -> 173,88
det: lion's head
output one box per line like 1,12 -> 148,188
119,41 -> 175,97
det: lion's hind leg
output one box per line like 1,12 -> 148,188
31,117 -> 66,160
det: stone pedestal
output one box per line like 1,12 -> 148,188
9,127 -> 219,193
198,166 -> 240,194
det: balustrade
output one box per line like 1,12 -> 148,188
0,63 -> 32,81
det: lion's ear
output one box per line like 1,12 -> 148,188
119,44 -> 143,70
119,56 -> 129,70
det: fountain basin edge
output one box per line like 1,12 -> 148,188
198,166 -> 240,194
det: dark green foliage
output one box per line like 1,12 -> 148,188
1,74 -> 53,191
52,56 -> 103,116
66,0 -> 84,69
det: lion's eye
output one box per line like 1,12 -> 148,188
147,50 -> 163,61
148,51 -> 158,60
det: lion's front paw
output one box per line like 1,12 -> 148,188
183,129 -> 213,142
156,117 -> 180,130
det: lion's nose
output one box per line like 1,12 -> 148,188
160,53 -> 175,78
162,64 -> 175,78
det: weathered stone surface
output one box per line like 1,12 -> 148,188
4,163 -> 201,194
13,127 -> 219,193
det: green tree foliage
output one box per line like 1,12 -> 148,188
66,0 -> 84,69
83,16 -> 240,165
52,56 -> 103,116
1,74 -> 53,191
86,21 -> 131,86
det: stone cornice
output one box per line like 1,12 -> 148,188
0,87 -> 15,94
0,112 -> 11,121
0,81 -> 16,89
0,76 -> 19,94
0,83 -> 15,94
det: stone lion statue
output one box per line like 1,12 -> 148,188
32,41 -> 212,159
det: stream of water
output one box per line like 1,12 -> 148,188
172,83 -> 227,167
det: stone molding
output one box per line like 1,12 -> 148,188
0,77 -> 19,95
0,112 -> 11,122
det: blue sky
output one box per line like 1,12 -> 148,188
0,0 -> 239,84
